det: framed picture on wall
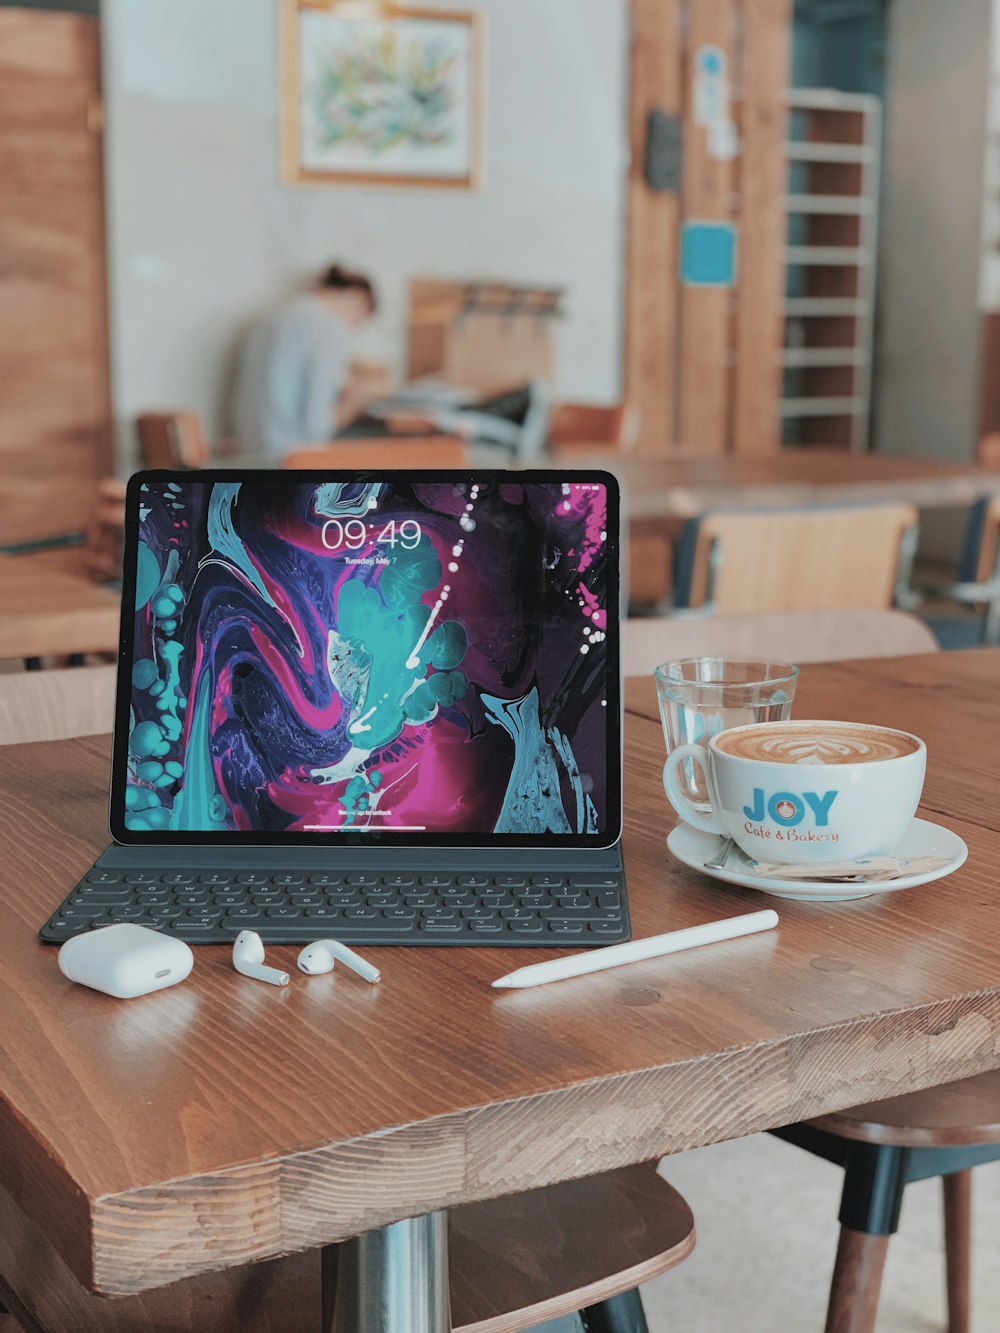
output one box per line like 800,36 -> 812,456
280,1 -> 485,190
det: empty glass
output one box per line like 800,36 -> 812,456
655,658 -> 799,812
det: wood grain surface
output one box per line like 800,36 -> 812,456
0,653 -> 999,1299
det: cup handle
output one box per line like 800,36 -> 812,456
663,744 -> 728,835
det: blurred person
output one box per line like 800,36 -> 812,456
232,264 -> 377,461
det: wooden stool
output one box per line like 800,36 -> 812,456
0,1164 -> 694,1331
773,1069 -> 1000,1333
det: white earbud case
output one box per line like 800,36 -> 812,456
58,924 -> 194,998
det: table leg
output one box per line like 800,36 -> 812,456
323,1210 -> 451,1332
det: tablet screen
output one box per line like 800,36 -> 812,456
113,472 -> 620,847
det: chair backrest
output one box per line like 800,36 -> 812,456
676,502 -> 919,616
136,411 -> 210,469
957,494 -> 1000,583
548,402 -> 638,453
283,436 -> 470,470
0,665 -> 117,745
624,609 -> 939,678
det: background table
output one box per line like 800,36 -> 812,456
1,651 -> 999,1330
559,448 -> 1000,523
0,558 -> 119,661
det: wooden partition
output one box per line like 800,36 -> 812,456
0,8 -> 111,547
626,0 -> 792,456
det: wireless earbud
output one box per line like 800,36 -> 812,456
232,930 -> 289,987
297,939 -> 381,984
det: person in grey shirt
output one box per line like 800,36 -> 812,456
232,264 -> 377,461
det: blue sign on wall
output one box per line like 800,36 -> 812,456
680,221 -> 737,287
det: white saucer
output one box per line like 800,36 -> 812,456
666,818 -> 968,902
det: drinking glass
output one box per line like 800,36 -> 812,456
654,658 -> 798,812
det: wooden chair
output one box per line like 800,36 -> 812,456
773,1071 -> 1000,1333
547,402 -> 639,455
623,608 -> 938,677
284,436 -> 470,470
0,665 -> 116,744
136,410 -> 210,469
0,1165 -> 694,1331
917,494 -> 1000,645
671,502 -> 920,616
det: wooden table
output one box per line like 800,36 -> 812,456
0,557 -> 119,661
558,448 -> 1000,523
1,651 -> 1000,1330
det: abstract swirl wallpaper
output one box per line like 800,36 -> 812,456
121,477 -> 613,840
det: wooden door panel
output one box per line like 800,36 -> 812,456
0,8 -> 111,547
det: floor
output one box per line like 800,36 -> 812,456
637,1133 -> 1000,1332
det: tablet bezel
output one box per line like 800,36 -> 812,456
110,468 -> 623,850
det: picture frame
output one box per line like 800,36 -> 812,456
280,1 -> 485,190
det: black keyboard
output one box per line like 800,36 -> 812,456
39,868 -> 630,947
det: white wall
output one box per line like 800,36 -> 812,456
874,0 -> 991,464
102,0 -> 629,461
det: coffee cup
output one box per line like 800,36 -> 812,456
663,719 -> 926,866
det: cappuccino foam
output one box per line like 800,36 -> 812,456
715,723 -> 919,766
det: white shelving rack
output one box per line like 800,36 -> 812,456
781,89 -> 882,452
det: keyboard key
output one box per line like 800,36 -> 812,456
58,904 -> 105,919
265,905 -> 302,918
567,876 -> 621,890
85,871 -> 121,884
530,875 -> 565,888
461,908 -> 495,920
456,874 -> 490,888
137,890 -> 171,905
272,873 -> 304,885
500,908 -> 535,921
365,894 -> 401,909
468,920 -> 504,934
108,905 -> 146,919
510,920 -> 545,934
383,874 -> 415,888
421,907 -> 456,920
235,873 -> 271,885
557,895 -> 590,909
147,905 -> 184,920
589,921 -> 624,935
175,919 -> 217,931
161,872 -> 195,885
383,907 -> 417,921
198,873 -> 232,885
212,893 -> 248,907
542,908 -> 618,922
225,906 -> 264,921
72,888 -> 130,904
548,921 -> 585,934
344,906 -> 379,920
420,920 -> 463,933
289,892 -> 322,906
124,872 -> 161,884
405,894 -> 438,908
251,892 -> 284,906
46,920 -> 76,935
479,894 -> 515,909
175,891 -> 211,906
597,893 -> 622,910
347,874 -> 379,887
493,875 -> 527,889
442,894 -> 476,908
419,875 -> 453,888
308,873 -> 342,885
304,905 -> 343,919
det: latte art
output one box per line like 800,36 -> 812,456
716,723 -> 919,766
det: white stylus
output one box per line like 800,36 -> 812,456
491,909 -> 779,990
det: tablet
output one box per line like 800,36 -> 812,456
112,470 -> 621,849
